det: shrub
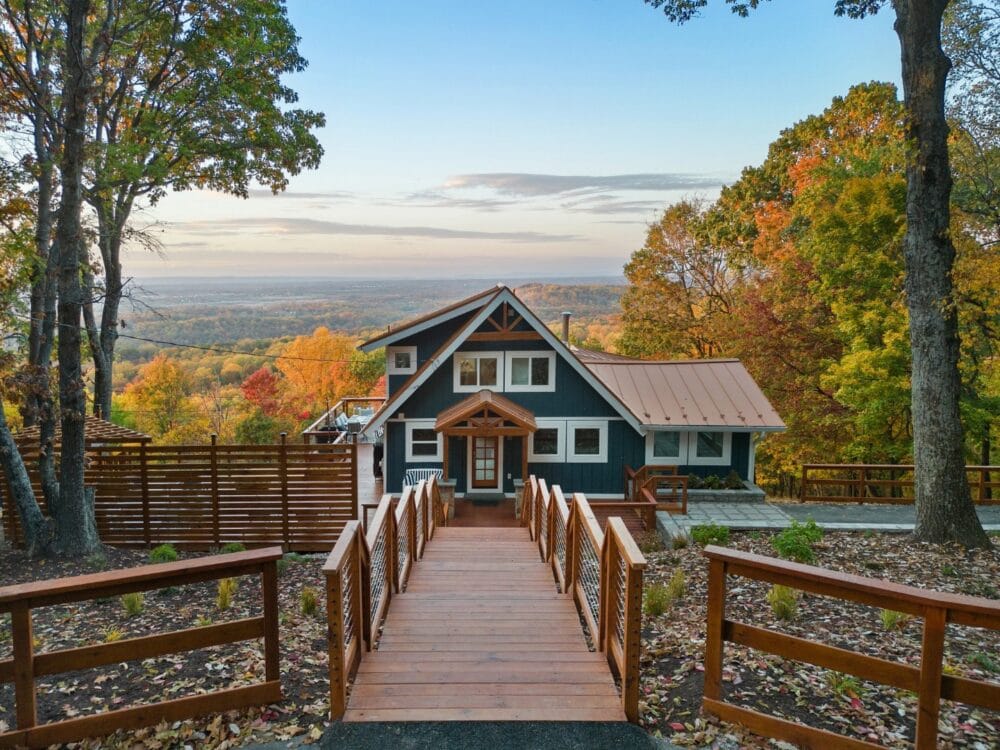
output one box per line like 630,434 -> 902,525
635,530 -> 664,554
671,534 -> 689,550
880,609 -> 911,631
826,671 -> 863,698
970,652 -> 999,674
217,578 -> 238,610
195,614 -> 213,627
85,552 -> 108,571
772,520 -> 823,563
724,470 -> 744,490
666,569 -> 686,601
301,587 -> 320,617
690,523 -> 729,546
149,544 -> 179,564
767,585 -> 799,621
103,627 -> 123,643
121,592 -> 145,617
276,558 -> 290,576
643,583 -> 672,617
220,542 -> 247,554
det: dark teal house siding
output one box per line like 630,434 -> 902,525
386,312 -> 477,395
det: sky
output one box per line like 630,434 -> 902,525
135,0 -> 903,280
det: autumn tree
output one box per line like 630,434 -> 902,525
644,0 -> 991,547
80,0 -> 324,421
621,200 -> 742,359
241,366 -> 282,417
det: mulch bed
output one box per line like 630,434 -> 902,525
0,546 -> 331,748
2,532 -> 999,749
638,531 -> 1000,749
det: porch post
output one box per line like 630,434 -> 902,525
442,432 -> 449,480
521,434 -> 528,484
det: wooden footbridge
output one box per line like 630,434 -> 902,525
324,477 -> 646,723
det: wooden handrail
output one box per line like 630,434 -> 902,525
701,545 -> 1000,749
324,484 -> 438,721
801,463 -> 999,504
0,549 -> 282,748
603,517 -> 646,723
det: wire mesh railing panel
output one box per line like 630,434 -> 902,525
395,505 -> 410,585
554,509 -> 567,582
369,522 -> 388,624
613,550 -> 626,650
341,555 -> 356,649
578,529 -> 601,631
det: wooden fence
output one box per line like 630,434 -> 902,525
1,438 -> 356,551
801,464 -> 999,504
624,464 -> 688,514
702,545 -> 1000,749
523,476 -> 647,722
0,548 -> 282,748
324,479 -> 437,719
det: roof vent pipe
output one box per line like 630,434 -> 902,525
561,311 -> 571,343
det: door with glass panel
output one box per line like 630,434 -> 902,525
471,436 -> 498,489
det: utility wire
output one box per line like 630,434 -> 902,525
11,313 -> 369,364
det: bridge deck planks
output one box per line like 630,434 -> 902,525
342,527 -> 625,722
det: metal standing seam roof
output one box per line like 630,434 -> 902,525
584,359 -> 785,431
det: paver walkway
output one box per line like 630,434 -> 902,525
658,502 -> 1000,539
343,526 -> 625,722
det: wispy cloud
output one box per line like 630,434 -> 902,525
246,189 -> 356,201
443,172 -> 724,197
171,217 -> 579,243
389,190 -> 519,212
559,195 -> 667,215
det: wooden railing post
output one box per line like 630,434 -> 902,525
325,538 -> 349,719
800,465 -> 808,502
621,539 -> 644,723
279,433 -> 290,548
262,559 -> 280,682
12,601 -> 36,731
703,558 -> 726,703
857,465 -> 866,504
915,606 -> 946,750
209,434 -> 221,545
351,442 -> 359,519
139,441 -> 151,545
565,501 -> 576,594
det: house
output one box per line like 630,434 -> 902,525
358,284 -> 784,498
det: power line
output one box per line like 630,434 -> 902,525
11,313 -> 369,364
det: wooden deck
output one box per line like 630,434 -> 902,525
342,526 -> 625,722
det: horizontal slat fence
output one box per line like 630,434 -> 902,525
801,464 -> 999,504
2,438 -> 356,551
0,548 -> 282,748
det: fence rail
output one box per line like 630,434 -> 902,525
0,548 -> 282,749
800,464 -> 999,504
701,545 -> 1000,749
523,475 -> 647,722
624,464 -> 688,514
324,479 -> 434,719
2,438 -> 357,551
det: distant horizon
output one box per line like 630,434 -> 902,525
135,2 -> 901,278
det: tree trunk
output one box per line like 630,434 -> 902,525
50,0 -> 100,556
894,0 -> 990,547
0,398 -> 52,556
88,201 -> 124,421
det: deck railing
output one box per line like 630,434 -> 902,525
0,548 -> 282,748
800,463 -> 999,504
624,464 -> 688,515
523,475 -> 647,722
324,483 -> 435,719
702,545 -> 1000,749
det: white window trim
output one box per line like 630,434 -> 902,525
504,351 -> 556,392
645,430 -> 688,465
453,351 -> 503,393
529,419 -> 566,462
687,431 -> 732,466
405,419 -> 442,462
566,419 -> 608,463
387,345 -> 417,375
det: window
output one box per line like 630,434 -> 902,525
566,420 -> 607,463
453,351 -> 502,392
645,430 -> 686,464
688,431 -> 732,465
528,420 -> 565,462
504,351 -> 556,392
387,346 -> 417,375
405,420 -> 442,462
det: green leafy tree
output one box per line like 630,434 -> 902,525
644,0 -> 991,547
82,0 -> 325,422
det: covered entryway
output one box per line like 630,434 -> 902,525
434,390 -> 536,497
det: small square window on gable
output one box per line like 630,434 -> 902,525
453,351 -> 502,392
504,351 -> 555,392
387,345 -> 417,375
